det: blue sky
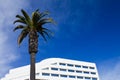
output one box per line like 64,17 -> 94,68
0,0 -> 120,80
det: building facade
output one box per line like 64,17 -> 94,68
1,58 -> 100,80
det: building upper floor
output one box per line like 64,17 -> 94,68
1,58 -> 100,80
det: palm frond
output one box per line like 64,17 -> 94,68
32,9 -> 40,25
35,9 -> 39,12
37,27 -> 53,40
38,18 -> 55,26
18,29 -> 28,45
39,10 -> 50,19
42,28 -> 53,34
21,9 -> 31,25
38,31 -> 47,41
13,19 -> 26,24
16,15 -> 26,23
43,31 -> 51,38
16,15 -> 25,20
14,9 -> 55,46
13,25 -> 25,32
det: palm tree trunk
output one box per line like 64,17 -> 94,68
30,53 -> 36,80
29,30 -> 38,53
29,30 -> 38,80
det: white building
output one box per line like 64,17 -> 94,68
1,58 -> 100,80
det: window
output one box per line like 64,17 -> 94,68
92,78 -> 97,80
42,67 -> 49,70
82,66 -> 88,69
68,69 -> 74,72
91,72 -> 96,75
67,64 -> 74,67
42,73 -> 50,76
76,70 -> 82,73
60,68 -> 66,71
77,76 -> 83,79
84,71 -> 89,74
85,77 -> 91,80
69,75 -> 75,78
51,67 -> 58,71
60,74 -> 67,78
51,74 -> 59,77
51,63 -> 57,65
75,65 -> 81,68
59,63 -> 66,66
90,67 -> 95,69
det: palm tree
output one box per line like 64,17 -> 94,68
13,9 -> 55,80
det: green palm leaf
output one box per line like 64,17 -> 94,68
16,15 -> 25,20
18,29 -> 28,45
42,28 -> 53,34
38,31 -> 47,41
13,19 -> 26,24
16,15 -> 26,23
21,9 -> 31,25
43,31 -> 51,38
14,9 -> 55,46
13,25 -> 25,31
38,18 -> 55,26
39,10 -> 49,19
32,9 -> 40,25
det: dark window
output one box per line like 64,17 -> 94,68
68,69 -> 74,72
51,67 -> 58,71
60,68 -> 66,71
51,74 -> 59,77
85,77 -> 91,80
60,74 -> 67,78
91,72 -> 96,75
90,67 -> 95,69
42,73 -> 50,76
84,71 -> 89,74
75,65 -> 81,68
67,64 -> 74,67
76,70 -> 82,73
83,66 -> 88,69
69,75 -> 75,78
77,76 -> 83,79
92,78 -> 97,80
59,63 -> 66,66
